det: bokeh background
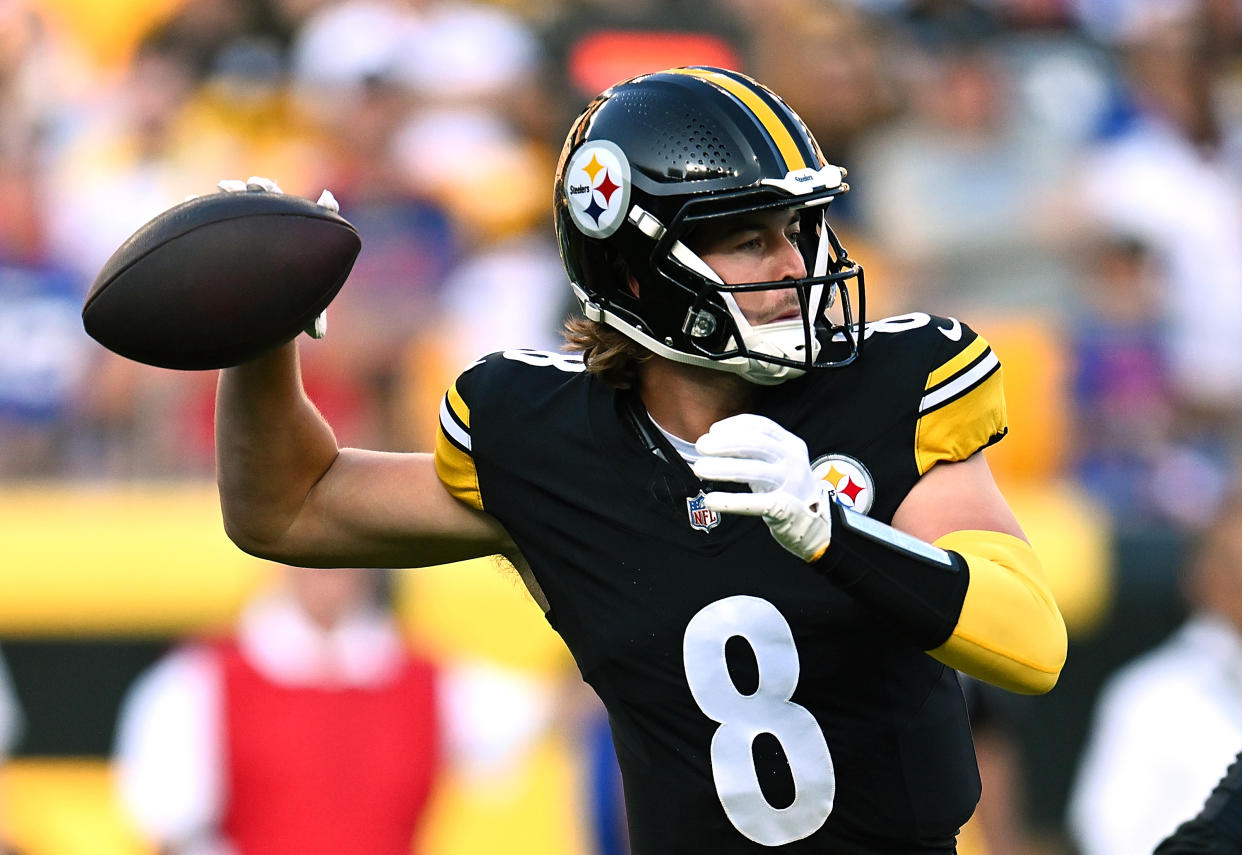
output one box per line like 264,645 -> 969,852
2,0 -> 1242,853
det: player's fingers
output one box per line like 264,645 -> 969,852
700,491 -> 771,517
217,178 -> 248,193
691,456 -> 781,489
305,310 -> 327,339
707,413 -> 786,435
695,428 -> 783,462
316,189 -> 339,212
704,413 -> 801,444
245,176 -> 283,193
697,413 -> 809,462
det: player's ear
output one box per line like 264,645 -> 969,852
627,272 -> 640,298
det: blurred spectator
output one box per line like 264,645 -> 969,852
851,17 -> 1078,318
537,0 -> 748,141
134,0 -> 253,80
1067,488 -> 1242,855
0,5 -> 96,479
114,564 -> 557,855
138,0 -> 321,78
393,1 -> 543,110
114,565 -> 444,855
0,262 -> 92,477
394,220 -> 569,450
44,31 -> 223,283
1072,1 -> 1242,491
747,0 -> 899,168
284,1 -> 552,451
390,106 -> 567,449
1067,232 -> 1192,528
34,0 -> 343,474
0,1 -> 63,264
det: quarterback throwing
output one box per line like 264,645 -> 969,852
216,67 -> 1066,853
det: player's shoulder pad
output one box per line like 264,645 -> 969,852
437,349 -> 587,512
451,348 -> 586,403
861,313 -> 1006,474
860,311 -> 979,351
910,315 -> 999,410
860,313 -> 996,389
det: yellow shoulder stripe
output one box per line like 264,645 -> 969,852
447,383 -> 469,429
926,335 -> 988,390
915,368 -> 1006,475
434,383 -> 483,511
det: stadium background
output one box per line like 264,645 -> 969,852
0,0 -> 1234,852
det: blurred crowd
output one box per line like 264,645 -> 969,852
1,0 -> 1241,538
1,0 -> 1241,537
6,0 -> 1242,852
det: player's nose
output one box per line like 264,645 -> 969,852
773,234 -> 807,281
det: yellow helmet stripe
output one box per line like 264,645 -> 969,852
669,67 -> 807,172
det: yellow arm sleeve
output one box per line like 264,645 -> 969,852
930,530 -> 1067,695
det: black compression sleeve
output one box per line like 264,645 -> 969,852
815,500 -> 970,650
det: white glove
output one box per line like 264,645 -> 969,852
216,175 -> 283,194
691,413 -> 835,562
213,177 -> 339,339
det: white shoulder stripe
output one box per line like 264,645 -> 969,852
919,350 -> 999,413
439,396 -> 472,451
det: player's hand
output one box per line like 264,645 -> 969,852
217,175 -> 283,194
214,177 -> 338,339
691,414 -> 834,562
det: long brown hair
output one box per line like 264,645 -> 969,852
561,316 -> 651,390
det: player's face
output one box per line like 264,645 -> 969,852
690,208 -> 808,325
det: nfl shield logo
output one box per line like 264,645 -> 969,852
686,491 -> 720,533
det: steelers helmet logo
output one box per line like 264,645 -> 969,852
811,453 -> 875,514
563,140 -> 631,239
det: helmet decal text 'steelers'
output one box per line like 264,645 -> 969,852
563,141 -> 632,239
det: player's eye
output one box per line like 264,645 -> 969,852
734,234 -> 763,252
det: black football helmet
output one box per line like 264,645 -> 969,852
554,66 -> 865,385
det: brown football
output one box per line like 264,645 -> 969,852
83,189 -> 361,370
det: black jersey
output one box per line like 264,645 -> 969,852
435,313 -> 1007,854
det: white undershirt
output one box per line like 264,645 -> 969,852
647,412 -> 701,463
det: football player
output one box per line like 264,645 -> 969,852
215,67 -> 1067,853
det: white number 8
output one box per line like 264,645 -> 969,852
683,595 -> 835,846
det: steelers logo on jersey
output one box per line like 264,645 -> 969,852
563,140 -> 631,239
811,453 -> 875,514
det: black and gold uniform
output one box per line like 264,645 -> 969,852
436,314 -> 1008,854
